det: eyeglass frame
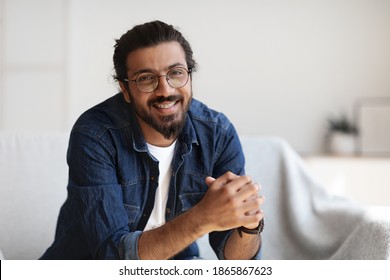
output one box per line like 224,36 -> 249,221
123,67 -> 192,93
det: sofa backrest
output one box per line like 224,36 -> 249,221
0,132 -> 69,259
3,132 -> 387,260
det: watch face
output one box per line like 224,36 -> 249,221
237,218 -> 264,237
259,218 -> 264,233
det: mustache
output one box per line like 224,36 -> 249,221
148,95 -> 183,106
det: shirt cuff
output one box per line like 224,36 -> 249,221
118,231 -> 143,260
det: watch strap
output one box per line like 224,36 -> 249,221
237,218 -> 264,238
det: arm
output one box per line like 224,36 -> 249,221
137,205 -> 207,259
67,129 -> 133,259
208,121 -> 264,259
224,227 -> 262,260
136,172 -> 264,260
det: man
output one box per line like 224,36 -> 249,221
41,20 -> 264,260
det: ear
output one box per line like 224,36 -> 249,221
119,81 -> 131,103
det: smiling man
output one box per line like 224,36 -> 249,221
41,21 -> 264,260
120,42 -> 191,146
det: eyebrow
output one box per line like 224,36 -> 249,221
130,63 -> 187,77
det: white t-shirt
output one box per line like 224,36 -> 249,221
144,141 -> 177,231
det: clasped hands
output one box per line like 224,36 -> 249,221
197,171 -> 265,233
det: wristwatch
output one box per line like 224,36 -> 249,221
237,218 -> 264,238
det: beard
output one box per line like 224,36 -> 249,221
129,93 -> 192,140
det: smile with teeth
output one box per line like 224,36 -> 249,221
154,101 -> 177,109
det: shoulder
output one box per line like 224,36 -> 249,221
71,93 -> 131,137
186,99 -> 241,154
188,99 -> 232,132
186,99 -> 245,177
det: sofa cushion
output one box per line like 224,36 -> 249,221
0,132 -> 69,259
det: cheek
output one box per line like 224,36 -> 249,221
133,94 -> 152,111
127,88 -> 145,105
181,83 -> 192,99
184,88 -> 193,104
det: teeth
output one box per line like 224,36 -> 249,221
155,101 -> 176,109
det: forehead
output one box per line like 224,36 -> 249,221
126,41 -> 187,73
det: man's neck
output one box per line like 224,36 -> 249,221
146,133 -> 176,147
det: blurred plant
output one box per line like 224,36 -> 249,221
327,114 -> 358,134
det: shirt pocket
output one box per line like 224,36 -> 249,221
178,192 -> 205,212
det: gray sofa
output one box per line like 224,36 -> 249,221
1,132 -> 389,260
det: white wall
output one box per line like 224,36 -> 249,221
0,0 -> 68,130
1,0 -> 390,154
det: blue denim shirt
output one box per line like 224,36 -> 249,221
41,93 -> 254,260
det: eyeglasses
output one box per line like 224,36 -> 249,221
124,67 -> 192,93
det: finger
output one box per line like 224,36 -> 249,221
234,181 -> 261,201
205,176 -> 216,187
223,175 -> 254,193
240,211 -> 264,229
243,214 -> 264,230
245,184 -> 262,199
207,171 -> 240,189
242,195 -> 265,215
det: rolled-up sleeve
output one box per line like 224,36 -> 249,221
118,231 -> 143,259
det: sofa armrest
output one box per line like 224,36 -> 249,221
240,136 -> 390,259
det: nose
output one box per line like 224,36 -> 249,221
154,75 -> 174,96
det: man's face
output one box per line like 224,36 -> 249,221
121,41 -> 192,143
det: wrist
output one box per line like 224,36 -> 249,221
184,205 -> 211,237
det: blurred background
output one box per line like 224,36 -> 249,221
0,0 -> 389,205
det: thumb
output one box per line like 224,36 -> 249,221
205,176 -> 216,187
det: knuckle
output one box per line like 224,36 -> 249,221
221,185 -> 234,196
256,212 -> 264,221
242,175 -> 252,183
225,171 -> 233,177
250,183 -> 259,192
226,171 -> 237,181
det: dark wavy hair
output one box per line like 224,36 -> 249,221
113,20 -> 197,82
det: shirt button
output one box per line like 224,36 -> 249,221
166,208 -> 171,214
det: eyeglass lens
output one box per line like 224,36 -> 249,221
136,67 -> 189,92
